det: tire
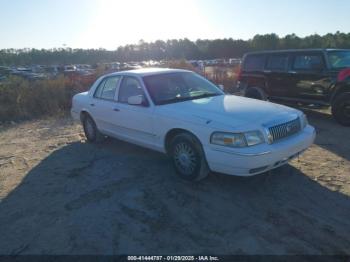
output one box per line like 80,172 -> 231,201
331,92 -> 350,126
170,133 -> 210,181
245,87 -> 266,100
82,115 -> 105,143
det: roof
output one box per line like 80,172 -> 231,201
107,67 -> 191,77
245,48 -> 350,56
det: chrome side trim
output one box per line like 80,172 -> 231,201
100,119 -> 157,137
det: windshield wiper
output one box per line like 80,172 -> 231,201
191,93 -> 221,100
158,96 -> 194,105
157,93 -> 221,105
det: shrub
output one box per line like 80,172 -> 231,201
204,65 -> 240,93
0,76 -> 93,122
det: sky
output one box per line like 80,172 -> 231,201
0,0 -> 349,50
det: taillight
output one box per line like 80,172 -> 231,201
337,68 -> 350,82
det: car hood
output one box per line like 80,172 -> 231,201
158,95 -> 300,129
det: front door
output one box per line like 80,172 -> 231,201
112,76 -> 156,148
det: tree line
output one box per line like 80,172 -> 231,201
1,32 -> 350,66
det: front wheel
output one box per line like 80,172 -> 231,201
170,133 -> 210,181
331,92 -> 350,126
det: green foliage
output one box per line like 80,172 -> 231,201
1,33 -> 350,66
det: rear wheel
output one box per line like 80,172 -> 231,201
331,92 -> 350,126
82,114 -> 105,143
170,133 -> 210,181
245,87 -> 267,100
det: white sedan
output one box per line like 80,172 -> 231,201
71,68 -> 316,181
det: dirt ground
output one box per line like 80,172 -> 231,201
0,107 -> 349,255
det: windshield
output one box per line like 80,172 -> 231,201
328,51 -> 350,69
143,72 -> 223,105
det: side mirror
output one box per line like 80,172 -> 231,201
127,95 -> 145,106
218,84 -> 224,91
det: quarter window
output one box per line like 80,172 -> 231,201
118,77 -> 145,103
266,55 -> 288,71
244,55 -> 265,71
293,54 -> 324,70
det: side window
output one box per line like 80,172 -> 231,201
94,76 -> 121,100
118,77 -> 145,104
266,54 -> 288,71
244,55 -> 265,71
293,54 -> 324,71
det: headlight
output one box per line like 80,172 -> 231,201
244,130 -> 265,146
300,114 -> 308,129
210,132 -> 246,147
210,130 -> 265,148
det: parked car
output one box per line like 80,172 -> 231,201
10,67 -> 47,80
71,68 -> 315,181
0,66 -> 11,76
0,74 -> 6,82
237,49 -> 350,126
64,65 -> 77,73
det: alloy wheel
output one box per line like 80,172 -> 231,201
173,142 -> 197,175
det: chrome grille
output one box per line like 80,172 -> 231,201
268,117 -> 301,143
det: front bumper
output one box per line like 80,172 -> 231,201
204,125 -> 316,176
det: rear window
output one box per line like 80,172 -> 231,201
243,55 -> 265,71
266,54 -> 288,71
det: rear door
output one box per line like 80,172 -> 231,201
288,52 -> 330,101
265,53 -> 291,97
88,75 -> 122,135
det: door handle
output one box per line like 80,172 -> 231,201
90,103 -> 95,107
113,108 -> 120,112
